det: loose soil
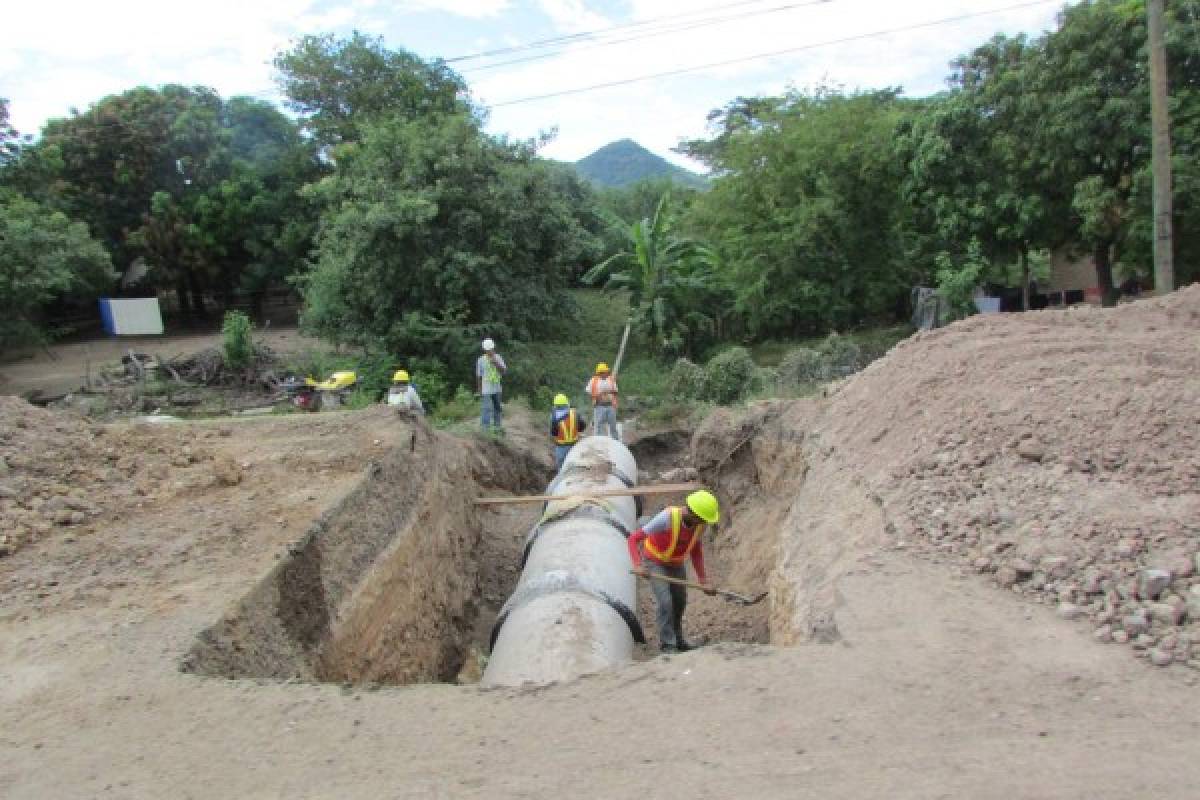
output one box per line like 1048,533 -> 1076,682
3,289 -> 1200,798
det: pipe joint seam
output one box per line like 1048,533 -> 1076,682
489,572 -> 645,650
521,508 -> 632,569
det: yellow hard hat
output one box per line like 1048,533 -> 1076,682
393,370 -> 410,383
553,393 -> 569,406
595,362 -> 610,373
686,490 -> 720,525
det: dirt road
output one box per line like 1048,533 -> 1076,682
0,326 -> 319,397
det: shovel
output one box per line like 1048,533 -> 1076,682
631,570 -> 767,606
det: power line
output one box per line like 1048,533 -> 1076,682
462,0 -> 834,75
489,0 -> 1059,108
445,0 -> 785,63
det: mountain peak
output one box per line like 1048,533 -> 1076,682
574,140 -> 707,190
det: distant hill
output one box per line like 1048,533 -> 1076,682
574,139 -> 708,190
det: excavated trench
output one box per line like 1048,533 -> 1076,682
183,411 -> 799,688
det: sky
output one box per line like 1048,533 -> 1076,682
1,0 -> 1067,171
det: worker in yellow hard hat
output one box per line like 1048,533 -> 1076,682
549,393 -> 587,470
585,362 -> 619,440
628,489 -> 720,652
386,369 -> 424,414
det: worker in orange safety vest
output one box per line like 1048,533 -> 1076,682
585,362 -> 619,440
550,393 -> 587,470
628,490 -> 720,652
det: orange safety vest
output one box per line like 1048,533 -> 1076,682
554,409 -> 579,445
588,376 -> 619,409
644,507 -> 705,566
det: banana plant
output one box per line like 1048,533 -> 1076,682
584,194 -> 726,357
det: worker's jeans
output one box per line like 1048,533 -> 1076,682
593,404 -> 618,440
480,392 -> 503,431
645,560 -> 688,650
554,443 -> 573,470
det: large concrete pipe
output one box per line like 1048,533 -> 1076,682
482,436 -> 643,687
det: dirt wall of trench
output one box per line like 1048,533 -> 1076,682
688,400 -> 890,647
183,419 -> 551,685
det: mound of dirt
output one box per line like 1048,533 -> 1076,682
0,398 -> 429,560
746,285 -> 1200,668
0,397 -> 221,557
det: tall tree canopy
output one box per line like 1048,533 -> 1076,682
0,193 -> 114,350
0,98 -> 22,167
273,32 -> 470,147
298,111 -> 601,371
903,0 -> 1200,305
681,88 -> 917,335
5,86 -> 321,317
900,34 -> 1067,308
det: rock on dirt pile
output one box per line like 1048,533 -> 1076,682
818,285 -> 1200,668
0,397 -> 222,558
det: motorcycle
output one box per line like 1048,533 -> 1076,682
281,370 -> 357,412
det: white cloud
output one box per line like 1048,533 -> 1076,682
475,0 -> 1064,164
397,0 -> 511,17
0,0 -> 1066,167
0,0 -> 321,131
535,0 -> 612,32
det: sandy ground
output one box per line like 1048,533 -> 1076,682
3,515 -> 1196,799
4,290 -> 1200,798
0,326 -> 320,397
2,405 -> 1198,798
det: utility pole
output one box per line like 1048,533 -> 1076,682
1148,0 -> 1174,295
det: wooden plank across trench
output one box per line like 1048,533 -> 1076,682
473,482 -> 701,507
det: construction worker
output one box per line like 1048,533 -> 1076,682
628,490 -> 720,653
585,362 -> 619,440
476,338 -> 507,433
550,393 -> 587,469
386,370 -> 424,414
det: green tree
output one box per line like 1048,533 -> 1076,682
273,32 -> 469,147
682,88 -> 918,335
0,194 -> 115,350
1031,0 -> 1150,305
584,194 -> 726,358
900,35 -> 1067,309
11,87 -> 319,317
297,112 -> 599,376
0,98 -> 22,167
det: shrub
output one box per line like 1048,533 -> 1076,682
432,386 -> 478,427
935,241 -> 987,320
344,387 -> 378,410
701,346 -> 756,405
777,347 -> 827,387
668,358 -> 705,401
221,311 -> 254,370
817,333 -> 862,378
528,385 -> 555,412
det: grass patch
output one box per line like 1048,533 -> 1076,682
749,325 -> 913,366
430,386 -> 478,429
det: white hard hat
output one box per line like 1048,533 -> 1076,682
482,338 -> 495,351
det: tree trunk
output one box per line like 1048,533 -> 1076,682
1019,247 -> 1030,311
1094,242 -> 1118,307
176,279 -> 193,318
250,290 -> 266,323
188,273 -> 208,319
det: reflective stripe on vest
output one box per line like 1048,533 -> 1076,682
554,410 -> 579,445
644,507 -> 704,566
